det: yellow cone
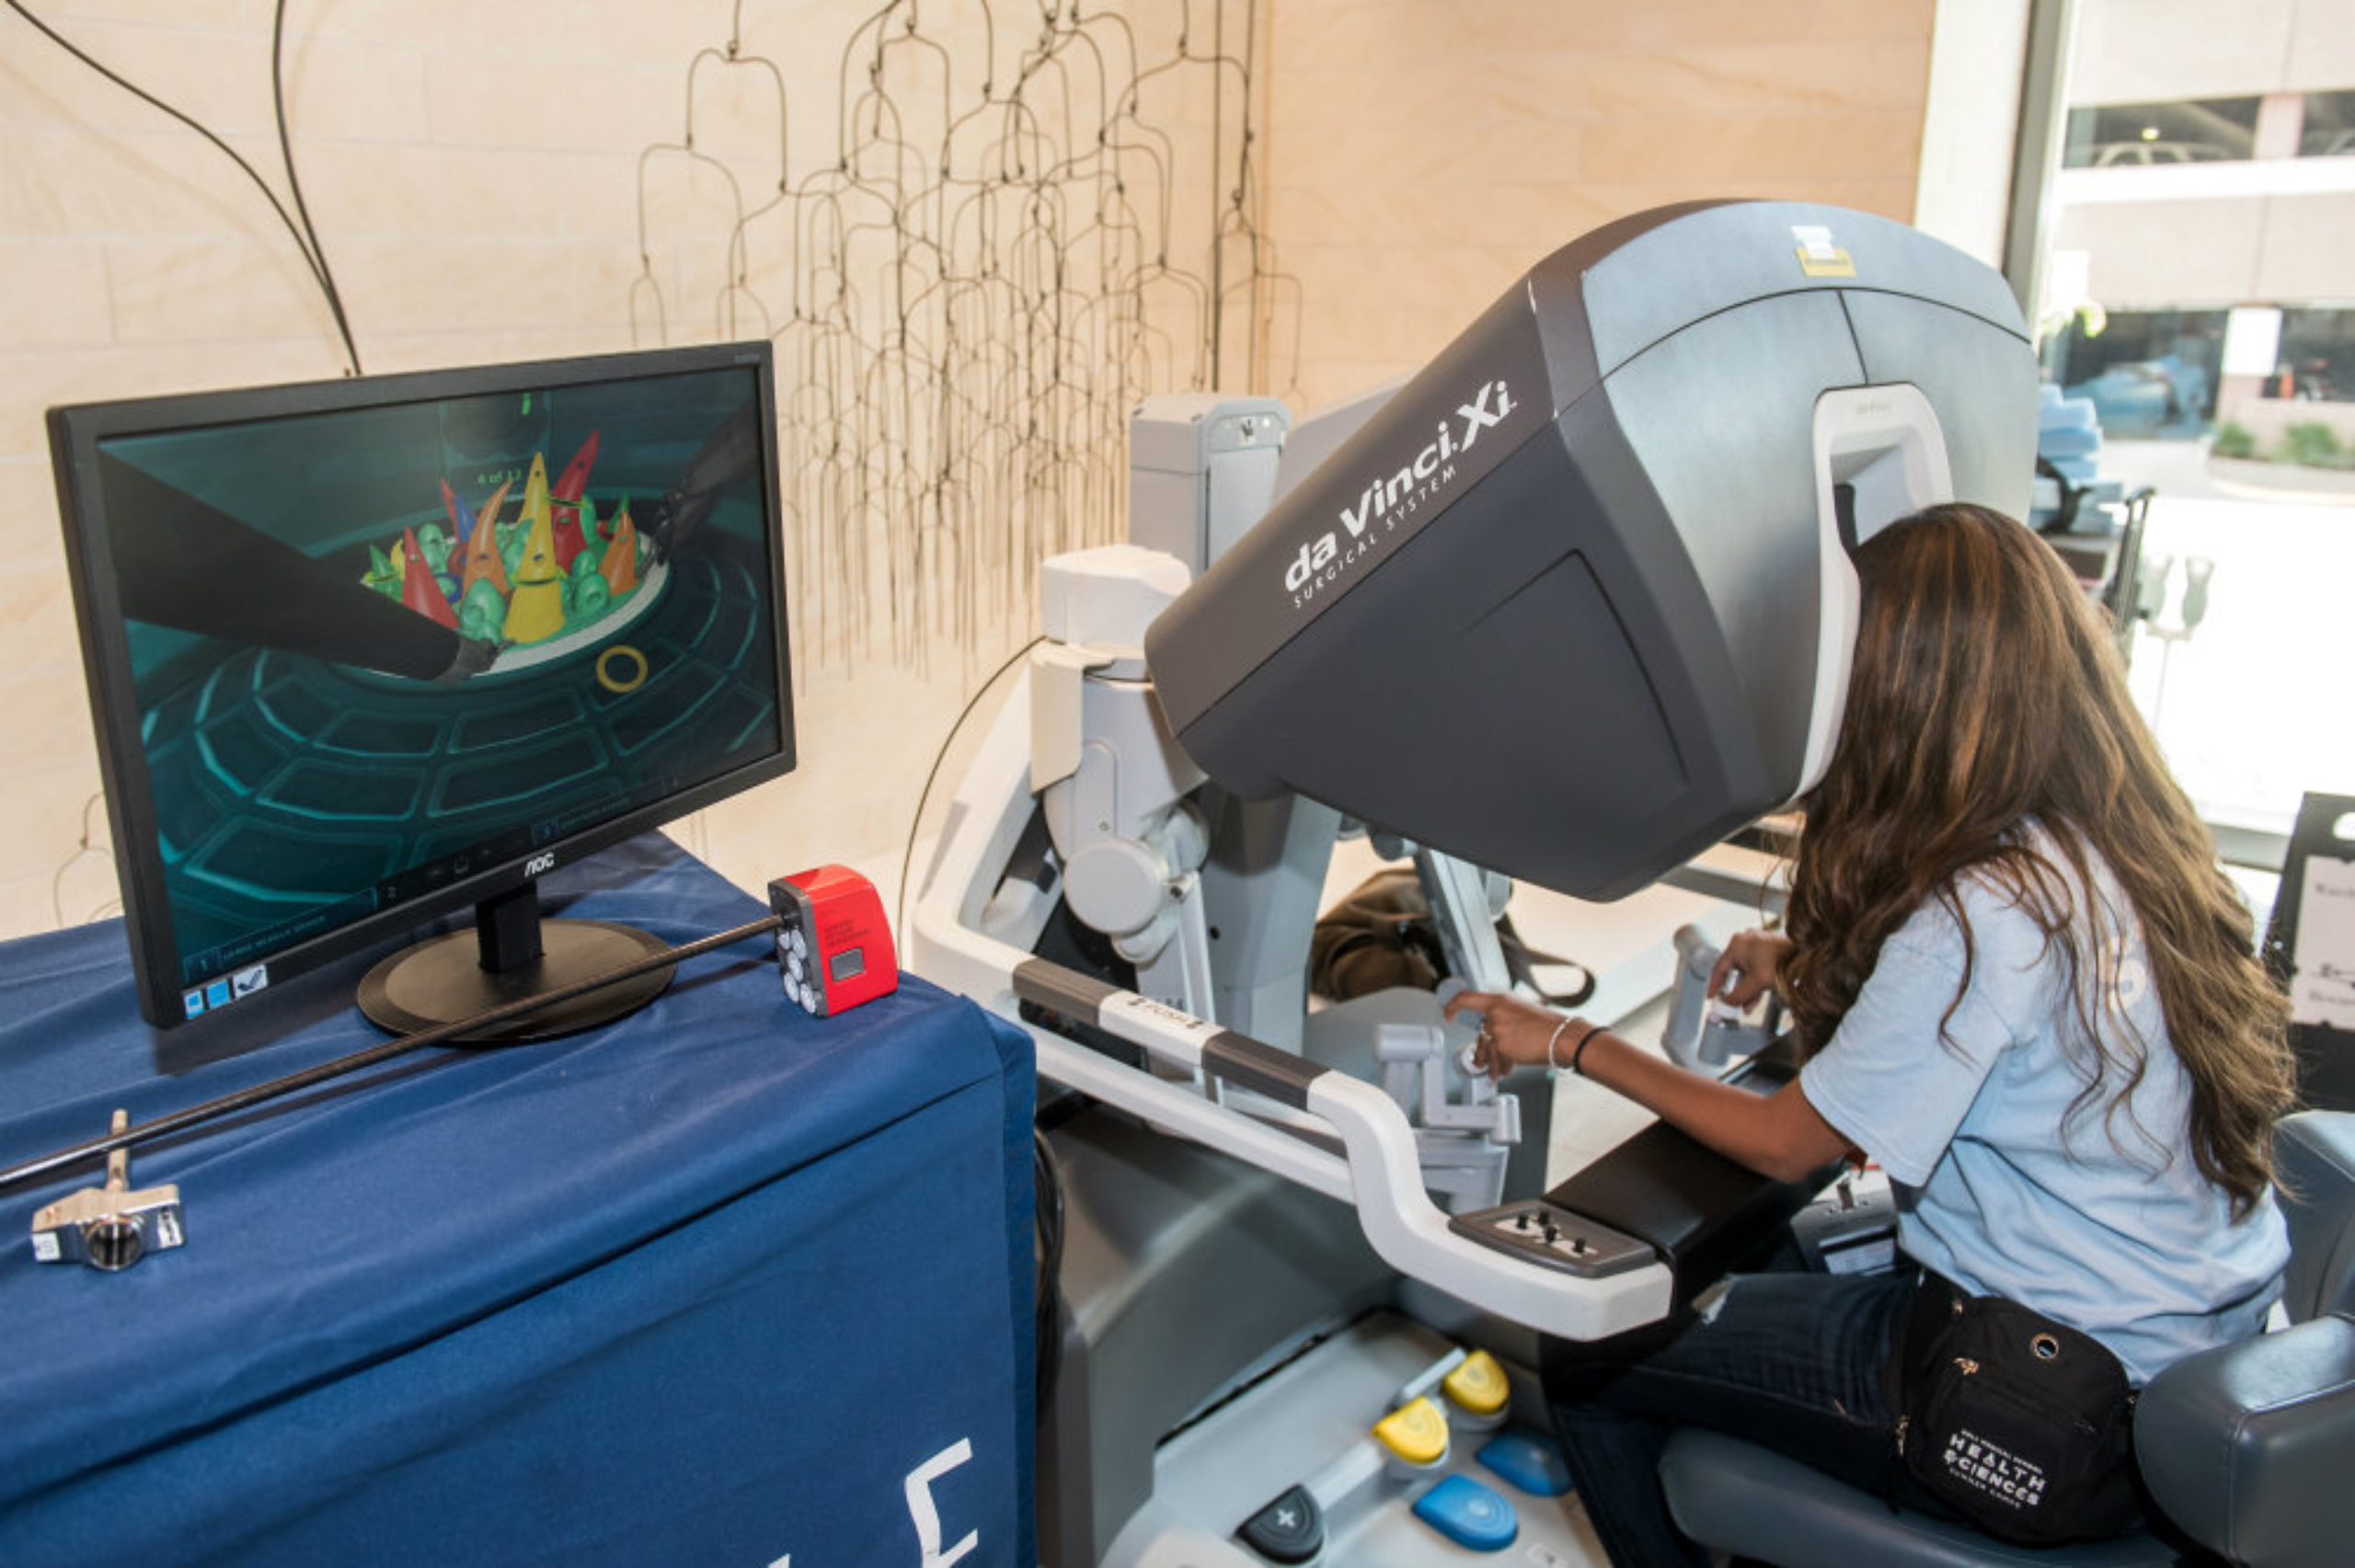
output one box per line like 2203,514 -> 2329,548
519,452 -> 552,542
501,455 -> 565,644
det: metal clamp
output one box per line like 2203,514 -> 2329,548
30,1111 -> 184,1272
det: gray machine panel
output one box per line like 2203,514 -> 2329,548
1144,200 -> 2038,901
1598,289 -> 1867,794
1842,288 -> 2039,520
1568,201 -> 2028,379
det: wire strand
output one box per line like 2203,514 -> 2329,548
5,0 -> 362,375
632,4 -> 1298,674
897,634 -> 1046,937
269,0 -> 361,373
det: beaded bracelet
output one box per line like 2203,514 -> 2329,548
1545,1019 -> 1609,1080
1545,1020 -> 1606,1081
1544,1017 -> 1574,1079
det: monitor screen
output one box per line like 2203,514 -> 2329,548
49,342 -> 794,1036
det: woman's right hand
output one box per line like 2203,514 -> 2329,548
1707,929 -> 1791,1010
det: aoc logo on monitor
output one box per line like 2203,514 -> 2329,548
1282,378 -> 1517,606
523,852 -> 558,878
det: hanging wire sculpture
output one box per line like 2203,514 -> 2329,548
629,0 -> 1301,677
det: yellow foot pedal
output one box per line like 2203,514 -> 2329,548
1373,1395 -> 1450,1469
1442,1347 -> 1510,1424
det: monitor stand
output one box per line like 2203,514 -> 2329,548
356,882 -> 675,1044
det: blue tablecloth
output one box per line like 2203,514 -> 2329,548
0,835 -> 1036,1568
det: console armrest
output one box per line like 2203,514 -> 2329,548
2136,1312 -> 2355,1567
1542,1043 -> 1840,1308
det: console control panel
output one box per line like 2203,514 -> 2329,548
1445,1199 -> 1655,1278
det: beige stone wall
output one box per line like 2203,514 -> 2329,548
2071,0 -> 2355,103
2058,186 -> 2355,309
1259,0 -> 1940,409
0,1 -> 1246,942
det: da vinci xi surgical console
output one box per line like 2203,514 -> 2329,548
913,200 -> 2039,1346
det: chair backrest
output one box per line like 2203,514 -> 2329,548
2275,1110 -> 2355,1322
2131,1116 -> 2355,1568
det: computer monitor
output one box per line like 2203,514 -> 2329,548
48,342 -> 794,1039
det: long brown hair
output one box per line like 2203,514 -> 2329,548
1781,503 -> 2293,1214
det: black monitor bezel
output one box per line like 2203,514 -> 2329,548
47,340 -> 795,1032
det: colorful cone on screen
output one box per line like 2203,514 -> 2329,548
600,503 -> 638,594
552,430 -> 598,505
502,466 -> 565,644
399,528 -> 458,627
362,542 -> 400,599
460,478 -> 513,597
550,515 -> 587,572
503,574 -> 563,644
477,476 -> 513,535
550,431 -> 597,570
460,517 -> 508,596
440,477 -> 479,548
519,452 -> 552,538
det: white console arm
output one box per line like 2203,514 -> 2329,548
1009,958 -> 1674,1342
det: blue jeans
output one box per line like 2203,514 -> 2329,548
1544,1268 -> 1918,1567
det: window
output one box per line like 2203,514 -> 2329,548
2062,96 -> 2258,167
2269,308 -> 2355,403
2299,89 -> 2355,157
2028,8 -> 2352,864
2049,309 -> 2227,433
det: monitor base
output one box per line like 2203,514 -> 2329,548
357,919 -> 675,1044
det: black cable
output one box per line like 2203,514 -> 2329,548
882,633 -> 1063,1413
270,0 -> 362,373
0,913 -> 781,1192
5,0 -> 362,376
894,635 -> 1048,937
1031,1122 -> 1066,1419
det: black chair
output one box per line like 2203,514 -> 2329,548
1658,1111 -> 2355,1567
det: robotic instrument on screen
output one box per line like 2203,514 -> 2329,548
912,188 -> 2034,1421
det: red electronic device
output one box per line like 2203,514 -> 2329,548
767,865 -> 899,1017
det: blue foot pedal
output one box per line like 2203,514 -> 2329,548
1476,1425 -> 1574,1496
1411,1473 -> 1517,1552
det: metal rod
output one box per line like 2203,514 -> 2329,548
0,914 -> 782,1193
105,1109 -> 131,1191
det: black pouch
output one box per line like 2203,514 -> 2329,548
1890,1274 -> 2139,1546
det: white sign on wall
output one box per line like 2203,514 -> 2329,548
2293,854 -> 2355,1032
2223,305 -> 2285,379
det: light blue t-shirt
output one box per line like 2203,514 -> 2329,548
1798,837 -> 2288,1384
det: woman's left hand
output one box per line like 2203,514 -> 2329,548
1442,990 -> 1591,1081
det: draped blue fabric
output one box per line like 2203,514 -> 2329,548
0,835 -> 1035,1568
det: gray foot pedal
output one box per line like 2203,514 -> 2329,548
1236,1482 -> 1324,1563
